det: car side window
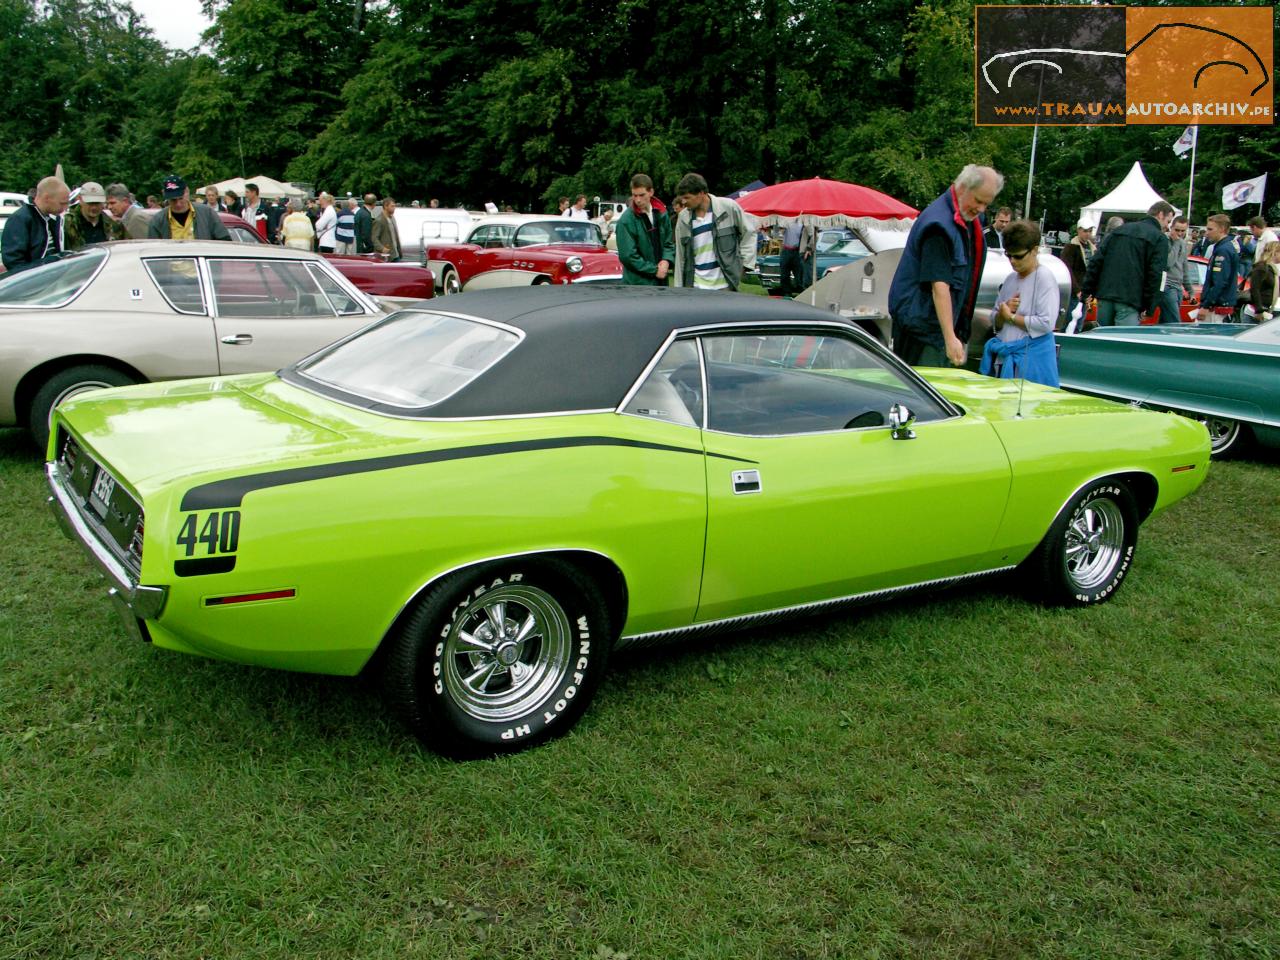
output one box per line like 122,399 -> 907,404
144,258 -> 206,314
229,227 -> 261,244
306,264 -> 366,315
622,339 -> 702,427
209,259 -> 336,318
699,332 -> 950,436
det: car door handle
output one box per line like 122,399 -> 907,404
220,334 -> 254,345
732,469 -> 762,495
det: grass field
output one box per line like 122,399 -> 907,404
2,427 -> 1277,959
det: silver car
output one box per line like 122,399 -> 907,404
0,240 -> 387,448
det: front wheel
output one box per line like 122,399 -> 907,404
29,364 -> 138,451
383,560 -> 611,758
1198,414 -> 1243,458
1025,479 -> 1138,606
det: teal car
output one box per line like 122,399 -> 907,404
758,229 -> 871,292
47,287 -> 1210,757
1058,318 -> 1280,456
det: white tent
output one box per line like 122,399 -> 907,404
1079,161 -> 1179,231
199,175 -> 306,199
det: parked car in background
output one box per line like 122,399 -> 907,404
219,213 -> 434,304
390,206 -> 475,266
0,241 -> 386,448
1058,316 -> 1280,456
46,286 -> 1208,758
423,215 -> 621,294
759,228 -> 871,293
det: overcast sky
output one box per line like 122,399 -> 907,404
131,0 -> 213,51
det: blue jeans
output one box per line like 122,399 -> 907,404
1158,286 -> 1183,324
1095,299 -> 1141,326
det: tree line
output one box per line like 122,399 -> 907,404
3,0 -> 1277,228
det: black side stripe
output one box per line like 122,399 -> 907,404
180,436 -> 756,510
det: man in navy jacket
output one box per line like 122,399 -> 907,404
1195,214 -> 1240,321
889,165 -> 1003,367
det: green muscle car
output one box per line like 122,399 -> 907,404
47,287 -> 1210,758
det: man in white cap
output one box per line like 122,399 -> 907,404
64,181 -> 124,250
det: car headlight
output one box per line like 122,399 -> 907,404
566,257 -> 584,274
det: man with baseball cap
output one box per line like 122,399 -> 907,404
146,174 -> 231,241
64,181 -> 125,250
1059,220 -> 1096,328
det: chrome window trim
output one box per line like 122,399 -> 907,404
205,256 -> 352,320
142,255 -> 209,316
616,565 -> 1016,651
304,261 -> 366,317
0,247 -> 111,310
617,319 -> 962,434
290,307 -> 527,411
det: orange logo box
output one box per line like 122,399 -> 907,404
1127,6 -> 1274,124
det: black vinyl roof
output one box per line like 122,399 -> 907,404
321,285 -> 856,419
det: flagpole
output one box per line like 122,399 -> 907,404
1186,128 -> 1197,225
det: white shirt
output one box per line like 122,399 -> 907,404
563,207 -> 589,220
314,205 -> 337,246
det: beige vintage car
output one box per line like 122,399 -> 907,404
0,240 -> 388,448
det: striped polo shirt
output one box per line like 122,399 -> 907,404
690,210 -> 727,289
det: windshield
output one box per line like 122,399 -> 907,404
295,309 -> 521,408
513,221 -> 602,247
0,248 -> 107,307
822,236 -> 870,258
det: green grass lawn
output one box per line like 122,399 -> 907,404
2,427 -> 1277,959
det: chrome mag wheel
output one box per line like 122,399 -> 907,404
1063,496 -> 1126,591
440,584 -> 573,723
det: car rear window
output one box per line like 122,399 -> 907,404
295,309 -> 521,408
0,248 -> 107,307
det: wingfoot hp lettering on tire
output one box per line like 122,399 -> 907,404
1026,479 -> 1138,607
384,560 -> 611,758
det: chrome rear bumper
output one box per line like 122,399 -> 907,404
46,461 -> 166,641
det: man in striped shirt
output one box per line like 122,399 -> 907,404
672,173 -> 756,291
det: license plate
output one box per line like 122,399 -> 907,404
89,467 -> 117,518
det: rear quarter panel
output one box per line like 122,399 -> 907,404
136,413 -> 709,675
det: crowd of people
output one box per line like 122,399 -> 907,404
5,165 -> 1274,391
0,174 -> 425,274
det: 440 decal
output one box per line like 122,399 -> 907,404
174,510 -> 241,577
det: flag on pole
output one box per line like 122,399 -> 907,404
1173,125 -> 1197,157
1222,173 -> 1267,210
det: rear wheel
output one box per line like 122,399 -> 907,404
384,559 -> 611,758
29,365 -> 137,451
441,267 -> 461,295
1026,479 -> 1138,606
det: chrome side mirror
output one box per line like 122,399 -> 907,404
888,403 -> 916,440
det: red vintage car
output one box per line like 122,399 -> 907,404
423,214 -> 621,294
219,213 -> 434,302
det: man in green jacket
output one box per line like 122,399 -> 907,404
614,173 -> 674,285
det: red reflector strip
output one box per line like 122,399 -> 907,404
205,589 -> 296,607
1171,464 -> 1198,473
